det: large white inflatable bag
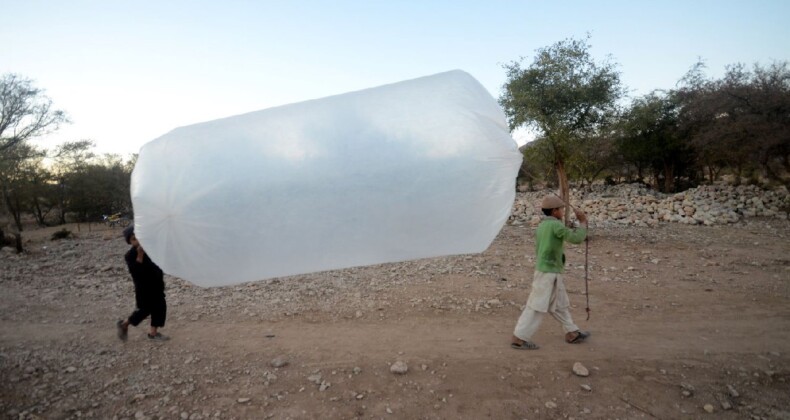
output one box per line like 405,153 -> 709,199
131,70 -> 522,287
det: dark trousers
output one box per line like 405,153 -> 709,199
129,288 -> 167,328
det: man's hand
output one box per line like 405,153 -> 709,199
136,246 -> 145,263
574,208 -> 588,225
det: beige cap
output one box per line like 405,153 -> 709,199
540,195 -> 565,209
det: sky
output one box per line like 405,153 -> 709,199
3,0 -> 789,156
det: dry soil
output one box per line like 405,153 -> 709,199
1,218 -> 789,419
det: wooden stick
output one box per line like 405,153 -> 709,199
619,396 -> 659,419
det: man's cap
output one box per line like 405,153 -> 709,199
123,225 -> 135,244
541,195 -> 565,209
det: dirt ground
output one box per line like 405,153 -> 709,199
1,218 -> 789,420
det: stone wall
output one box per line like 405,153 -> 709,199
510,183 -> 790,227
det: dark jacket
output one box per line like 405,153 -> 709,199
125,247 -> 165,293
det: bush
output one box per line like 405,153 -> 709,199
51,229 -> 72,241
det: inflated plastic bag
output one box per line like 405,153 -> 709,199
131,70 -> 522,287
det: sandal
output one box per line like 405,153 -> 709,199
565,330 -> 590,344
511,340 -> 539,350
148,332 -> 170,341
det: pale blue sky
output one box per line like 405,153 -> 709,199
3,0 -> 788,155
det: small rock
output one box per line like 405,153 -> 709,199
353,367 -> 362,375
237,398 -> 250,403
703,404 -> 714,413
65,366 -> 77,373
726,384 -> 739,398
270,356 -> 289,368
572,362 -> 589,377
680,383 -> 695,397
580,384 -> 592,392
545,401 -> 557,409
390,361 -> 408,374
319,381 -> 331,392
386,407 -> 393,414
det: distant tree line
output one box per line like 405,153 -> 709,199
1,74 -> 135,251
4,140 -> 135,227
501,37 -> 790,203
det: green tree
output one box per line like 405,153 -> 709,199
618,92 -> 696,192
25,161 -> 57,227
500,37 -> 624,220
676,61 -> 790,185
566,129 -> 619,188
0,74 -> 68,251
518,138 -> 559,190
66,157 -> 133,222
0,143 -> 47,229
51,140 -> 95,223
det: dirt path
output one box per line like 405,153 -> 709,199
1,219 -> 789,419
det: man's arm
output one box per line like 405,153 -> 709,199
554,209 -> 588,244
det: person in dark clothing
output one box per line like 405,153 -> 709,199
117,225 -> 169,341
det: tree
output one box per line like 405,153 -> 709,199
0,73 -> 68,251
618,92 -> 696,192
51,140 -> 95,223
677,61 -> 790,185
500,37 -> 624,221
0,74 -> 68,152
566,130 -> 618,188
67,161 -> 132,222
0,143 -> 47,229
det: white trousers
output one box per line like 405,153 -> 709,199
513,271 -> 578,341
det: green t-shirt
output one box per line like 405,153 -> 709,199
535,217 -> 587,273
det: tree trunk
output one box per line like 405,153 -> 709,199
32,199 -> 46,226
10,194 -> 22,231
734,162 -> 743,186
57,182 -> 67,225
762,159 -> 781,183
556,159 -> 571,225
13,232 -> 22,253
0,186 -> 24,253
663,163 -> 674,193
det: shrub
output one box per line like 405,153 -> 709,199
51,229 -> 72,241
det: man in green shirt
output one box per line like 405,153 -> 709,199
511,195 -> 590,350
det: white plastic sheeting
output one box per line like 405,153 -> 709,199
131,70 -> 522,287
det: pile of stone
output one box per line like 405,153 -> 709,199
510,183 -> 789,227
